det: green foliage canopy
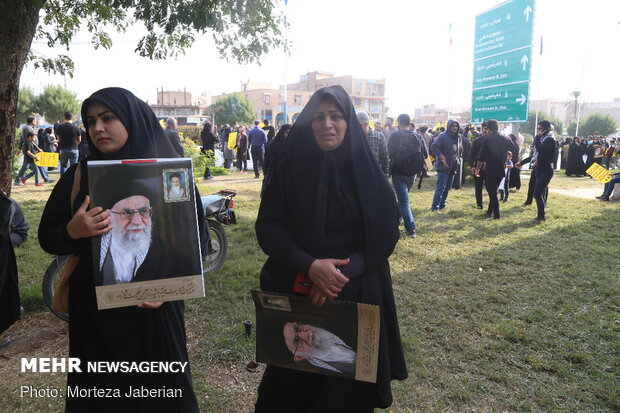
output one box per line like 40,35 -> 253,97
523,110 -> 564,137
36,85 -> 81,123
211,93 -> 255,126
17,87 -> 38,121
30,0 -> 286,77
17,85 -> 80,125
576,113 -> 617,137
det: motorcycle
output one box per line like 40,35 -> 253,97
201,189 -> 237,273
42,189 -> 237,322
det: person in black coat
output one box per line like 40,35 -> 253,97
530,120 -> 557,222
254,86 -> 407,412
235,126 -> 249,173
38,87 -> 204,413
585,136 -> 605,171
9,198 -> 29,247
476,119 -> 512,220
565,137 -> 586,176
508,134 -> 521,190
0,191 -> 21,347
200,122 -> 219,179
469,123 -> 488,209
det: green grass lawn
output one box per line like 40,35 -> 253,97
2,171 -> 618,412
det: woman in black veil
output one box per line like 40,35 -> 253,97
565,136 -> 586,176
39,87 -> 203,412
254,86 -> 407,412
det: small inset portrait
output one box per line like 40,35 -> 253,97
163,169 -> 189,202
258,293 -> 291,312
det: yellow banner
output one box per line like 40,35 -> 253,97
227,132 -> 238,150
369,120 -> 375,130
586,163 -> 611,183
34,152 -> 59,167
159,119 -> 165,129
425,157 -> 433,171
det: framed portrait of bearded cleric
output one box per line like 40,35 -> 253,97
88,158 -> 204,310
251,290 -> 380,383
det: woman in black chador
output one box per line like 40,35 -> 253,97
254,86 -> 407,412
39,87 -> 204,412
565,136 -> 586,176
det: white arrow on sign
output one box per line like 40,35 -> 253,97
516,94 -> 527,105
520,55 -> 529,70
524,6 -> 532,22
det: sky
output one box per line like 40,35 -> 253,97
19,0 -> 620,117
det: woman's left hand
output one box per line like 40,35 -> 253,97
309,285 -> 328,307
138,301 -> 163,309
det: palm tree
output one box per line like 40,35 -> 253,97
565,91 -> 581,122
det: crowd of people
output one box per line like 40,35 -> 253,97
13,111 -> 90,187
198,118 -> 293,182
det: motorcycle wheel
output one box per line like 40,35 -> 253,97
203,219 -> 228,274
42,255 -> 70,322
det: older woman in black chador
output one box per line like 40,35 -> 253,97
39,87 -> 205,412
254,86 -> 407,412
565,136 -> 586,176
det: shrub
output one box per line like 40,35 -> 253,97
178,126 -> 202,144
182,138 -> 214,179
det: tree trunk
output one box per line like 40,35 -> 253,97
0,0 -> 40,196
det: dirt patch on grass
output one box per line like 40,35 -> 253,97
549,187 -> 601,199
0,312 -> 68,361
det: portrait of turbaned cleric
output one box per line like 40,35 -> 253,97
164,169 -> 189,202
88,160 -> 203,293
283,321 -> 357,375
252,290 -> 380,384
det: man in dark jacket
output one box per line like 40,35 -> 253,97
248,120 -> 268,178
530,120 -> 557,222
430,119 -> 462,211
476,119 -> 512,220
469,122 -> 489,209
387,114 -> 428,238
164,117 -> 184,157
262,119 -> 276,144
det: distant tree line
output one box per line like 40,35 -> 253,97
18,85 -> 81,125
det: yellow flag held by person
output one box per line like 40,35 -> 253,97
159,119 -> 165,129
369,120 -> 375,130
34,152 -> 59,168
227,132 -> 238,150
425,157 -> 433,171
586,163 -> 612,183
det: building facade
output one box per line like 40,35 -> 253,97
150,88 -> 201,125
288,71 -> 387,122
212,71 -> 387,126
413,104 -> 469,128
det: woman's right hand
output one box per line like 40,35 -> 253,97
66,195 -> 113,239
308,258 -> 350,300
